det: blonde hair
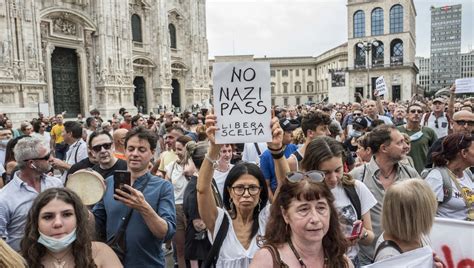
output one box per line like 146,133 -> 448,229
382,179 -> 437,243
291,127 -> 305,145
0,239 -> 26,268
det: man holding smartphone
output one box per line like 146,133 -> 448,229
93,126 -> 176,267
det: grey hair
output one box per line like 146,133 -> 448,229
14,137 -> 49,167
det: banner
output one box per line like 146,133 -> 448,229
362,246 -> 433,268
429,217 -> 474,268
455,78 -> 474,94
212,62 -> 272,144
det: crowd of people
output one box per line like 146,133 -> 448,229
0,85 -> 472,267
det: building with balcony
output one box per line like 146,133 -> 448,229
347,0 -> 418,102
0,0 -> 209,120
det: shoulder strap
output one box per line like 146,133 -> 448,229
423,112 -> 430,126
202,215 -> 230,268
465,168 -> 473,182
254,143 -> 262,156
342,183 -> 362,220
437,167 -> 453,204
373,240 -> 403,262
292,150 -> 303,162
361,163 -> 367,182
261,244 -> 288,268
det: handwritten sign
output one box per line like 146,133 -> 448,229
455,78 -> 474,94
375,76 -> 387,96
429,217 -> 474,268
212,62 -> 271,144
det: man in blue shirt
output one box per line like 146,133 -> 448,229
93,126 -> 176,267
259,118 -> 298,200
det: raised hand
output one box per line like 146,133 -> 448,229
267,116 -> 283,150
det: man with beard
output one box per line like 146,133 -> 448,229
349,125 -> 419,265
89,131 -> 127,179
392,105 -> 407,126
398,103 -> 437,174
0,137 -> 63,251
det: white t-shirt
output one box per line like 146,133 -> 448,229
424,169 -> 474,220
242,143 -> 267,165
331,180 -> 377,259
421,112 -> 449,138
165,161 -> 188,205
208,205 -> 270,268
214,165 -> 233,199
374,233 -> 430,262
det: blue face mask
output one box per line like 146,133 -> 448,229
38,228 -> 77,253
350,130 -> 363,138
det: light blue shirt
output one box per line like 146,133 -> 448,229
0,173 -> 63,251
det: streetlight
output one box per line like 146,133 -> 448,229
357,40 -> 379,99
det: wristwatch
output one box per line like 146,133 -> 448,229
361,230 -> 369,240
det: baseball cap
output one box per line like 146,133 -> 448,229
279,119 -> 299,132
353,117 -> 368,129
433,97 -> 446,104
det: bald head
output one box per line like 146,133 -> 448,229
452,110 -> 474,134
113,128 -> 128,149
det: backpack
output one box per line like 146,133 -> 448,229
421,167 -> 474,204
422,112 -> 451,130
343,183 -> 362,220
373,240 -> 403,263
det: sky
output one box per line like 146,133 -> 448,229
206,0 -> 474,59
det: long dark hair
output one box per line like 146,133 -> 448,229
263,180 -> 349,268
432,133 -> 472,167
223,162 -> 269,241
20,188 -> 96,268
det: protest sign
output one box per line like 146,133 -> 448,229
374,76 -> 387,96
362,246 -> 433,268
212,62 -> 272,144
455,78 -> 474,94
429,217 -> 474,268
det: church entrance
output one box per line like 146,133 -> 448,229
171,79 -> 181,111
51,47 -> 81,117
133,76 -> 147,114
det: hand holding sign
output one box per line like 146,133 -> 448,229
267,116 -> 283,151
375,76 -> 387,97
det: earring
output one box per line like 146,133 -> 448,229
229,198 -> 235,213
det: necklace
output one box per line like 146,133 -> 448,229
47,248 -> 71,268
379,167 -> 395,180
288,238 -> 306,268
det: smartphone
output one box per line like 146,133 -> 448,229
349,221 -> 363,239
114,170 -> 131,199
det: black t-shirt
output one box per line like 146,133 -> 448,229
67,157 -> 95,177
92,159 -> 128,180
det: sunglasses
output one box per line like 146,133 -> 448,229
409,109 -> 423,114
26,152 -> 51,161
455,120 -> 474,127
353,113 -> 362,117
434,118 -> 439,128
92,142 -> 113,152
286,170 -> 325,183
231,185 -> 261,196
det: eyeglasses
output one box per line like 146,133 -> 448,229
26,152 -> 51,161
231,185 -> 261,196
91,142 -> 113,152
286,170 -> 325,183
455,120 -> 474,127
353,113 -> 362,117
172,121 -> 181,124
409,109 -> 423,114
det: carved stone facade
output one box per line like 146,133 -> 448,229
0,0 -> 209,120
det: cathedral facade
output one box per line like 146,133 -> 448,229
0,0 -> 210,120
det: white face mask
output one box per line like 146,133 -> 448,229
38,228 -> 77,253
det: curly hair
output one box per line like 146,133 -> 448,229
263,180 -> 349,268
20,188 -> 96,268
301,111 -> 331,138
291,128 -> 306,145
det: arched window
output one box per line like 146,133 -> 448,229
390,39 -> 403,65
169,23 -> 177,49
372,41 -> 384,67
131,14 -> 142,42
390,5 -> 404,33
307,82 -> 314,92
355,43 -> 366,68
353,10 -> 365,38
371,8 -> 384,36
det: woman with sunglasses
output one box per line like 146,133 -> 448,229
21,188 -> 122,268
251,138 -> 353,267
196,113 -> 277,267
260,136 -> 375,267
424,133 -> 474,221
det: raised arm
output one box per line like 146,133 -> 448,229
265,117 -> 289,201
196,113 -> 220,234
